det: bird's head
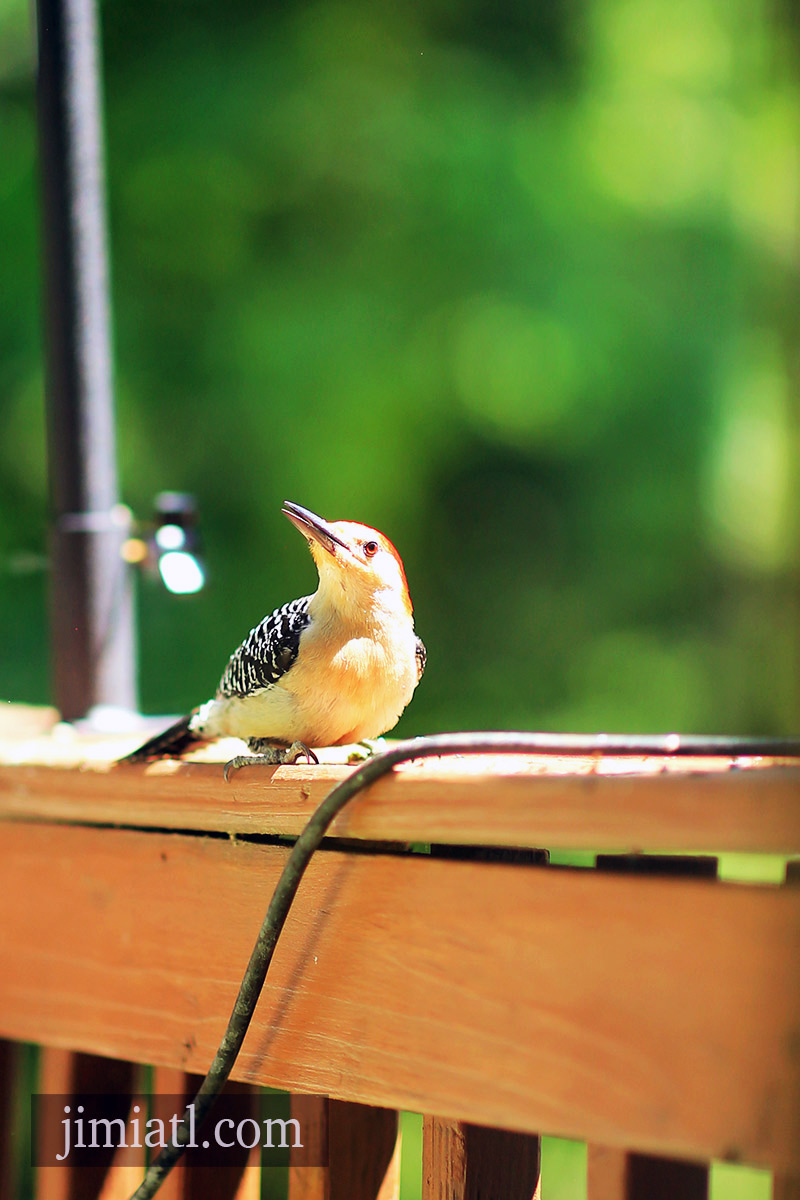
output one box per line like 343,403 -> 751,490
282,501 -> 413,618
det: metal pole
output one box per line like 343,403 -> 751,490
36,0 -> 136,719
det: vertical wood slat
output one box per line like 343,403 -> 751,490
95,1084 -> 146,1200
289,1096 -> 400,1200
587,1146 -> 707,1200
772,1176 -> 800,1195
587,855 -> 717,1200
422,843 -> 546,1200
34,1059 -> 259,1200
785,861 -> 800,885
148,1069 -> 191,1200
773,1177 -> 800,1200
422,1118 -> 541,1200
587,1145 -> 629,1198
0,1040 -> 21,1200
150,1069 -> 260,1200
772,864 -> 800,1200
36,1048 -> 138,1200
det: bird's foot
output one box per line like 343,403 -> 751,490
283,740 -> 320,765
223,741 -> 319,782
346,737 -> 386,764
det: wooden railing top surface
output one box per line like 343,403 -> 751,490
1,704 -> 799,853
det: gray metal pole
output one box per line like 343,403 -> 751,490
36,0 -> 137,719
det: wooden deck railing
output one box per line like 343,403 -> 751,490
1,709 -> 798,1198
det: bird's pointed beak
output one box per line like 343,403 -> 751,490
282,501 -> 349,557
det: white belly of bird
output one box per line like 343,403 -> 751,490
205,622 -> 419,748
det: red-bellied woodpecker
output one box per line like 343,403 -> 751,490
122,501 -> 426,773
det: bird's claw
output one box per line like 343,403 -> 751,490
223,741 -> 319,782
223,755 -> 252,782
286,741 -> 320,765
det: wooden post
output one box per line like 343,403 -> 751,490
150,1069 -> 260,1200
587,855 -> 718,1200
0,1040 -> 21,1199
36,1048 -> 138,1200
289,1096 -> 400,1200
773,1176 -> 800,1200
587,1146 -> 708,1200
422,844 -> 547,1200
772,862 -> 800,1200
423,1117 -> 541,1200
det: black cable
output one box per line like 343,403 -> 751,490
128,729 -> 800,1198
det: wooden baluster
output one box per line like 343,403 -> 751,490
587,1146 -> 708,1200
773,1176 -> 800,1200
421,844 -> 546,1199
147,1067 -> 189,1200
423,1117 -> 541,1200
36,1048 -> 137,1200
95,1081 -> 147,1200
289,1096 -> 400,1200
150,1069 -> 260,1200
422,844 -> 546,1200
0,1040 -> 21,1199
772,863 -> 800,1200
587,855 -> 717,1200
587,1145 -> 629,1198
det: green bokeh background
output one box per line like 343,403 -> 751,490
1,0 -> 798,737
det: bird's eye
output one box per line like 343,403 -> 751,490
363,540 -> 379,558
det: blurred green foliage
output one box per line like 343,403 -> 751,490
0,0 -> 798,735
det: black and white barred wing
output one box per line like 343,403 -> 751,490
217,595 -> 312,698
415,636 -> 426,682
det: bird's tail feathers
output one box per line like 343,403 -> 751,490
119,712 -> 202,764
